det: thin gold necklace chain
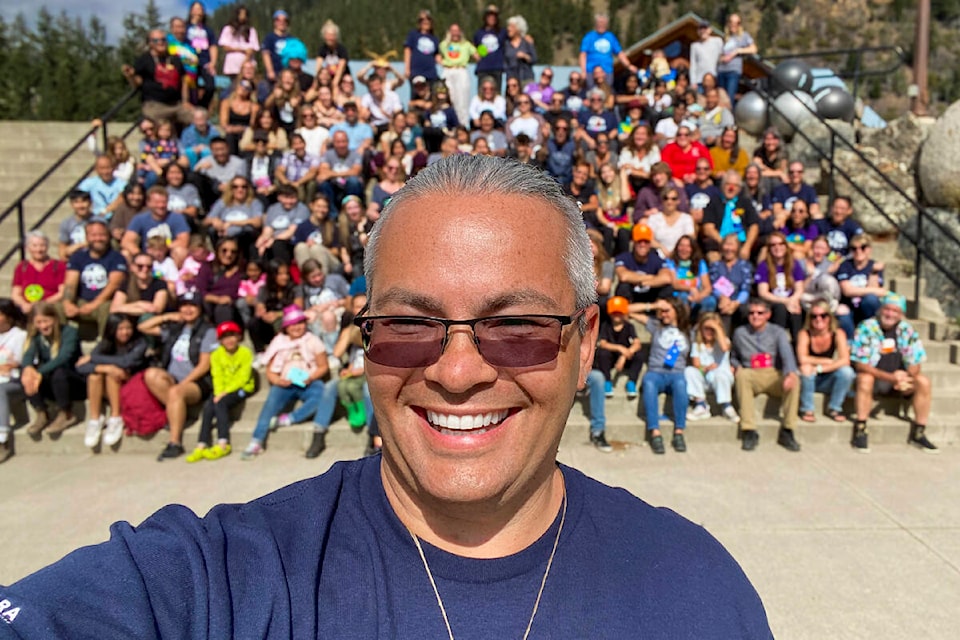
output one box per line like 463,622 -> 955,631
408,479 -> 568,640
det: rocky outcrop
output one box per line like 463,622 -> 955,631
918,101 -> 960,210
897,207 -> 960,318
829,113 -> 934,234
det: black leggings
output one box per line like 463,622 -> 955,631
594,348 -> 644,383
769,302 -> 803,343
198,391 -> 245,445
27,367 -> 86,412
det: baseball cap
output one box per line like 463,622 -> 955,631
606,296 -> 629,316
881,292 -> 907,313
178,290 -> 201,307
216,321 -> 242,339
412,75 -> 427,85
281,305 -> 307,329
632,224 -> 653,242
273,10 -> 289,20
485,4 -> 500,14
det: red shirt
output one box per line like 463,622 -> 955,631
661,141 -> 712,182
12,259 -> 66,302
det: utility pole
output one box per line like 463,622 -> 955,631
912,0 -> 930,115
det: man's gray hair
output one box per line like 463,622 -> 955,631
587,87 -> 606,100
364,155 -> 596,329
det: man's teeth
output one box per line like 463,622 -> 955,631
425,410 -> 510,431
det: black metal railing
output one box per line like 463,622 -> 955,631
763,45 -> 906,102
750,81 -> 960,312
0,88 -> 140,269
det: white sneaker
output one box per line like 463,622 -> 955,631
84,417 -> 104,448
103,416 -> 125,447
687,404 -> 711,421
723,405 -> 741,423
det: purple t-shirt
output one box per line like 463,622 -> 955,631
754,260 -> 806,298
780,222 -> 819,249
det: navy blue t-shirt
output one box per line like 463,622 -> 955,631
771,183 -> 818,213
816,217 -> 863,259
577,109 -> 618,139
261,32 -> 289,77
685,183 -> 723,212
67,248 -> 128,302
473,27 -> 506,73
404,30 -> 439,81
0,458 -> 771,638
836,258 -> 883,308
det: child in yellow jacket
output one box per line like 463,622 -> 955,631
187,321 -> 255,462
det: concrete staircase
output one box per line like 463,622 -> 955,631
0,121 -> 957,459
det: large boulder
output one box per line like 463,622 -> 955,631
918,100 -> 960,208
897,207 -> 960,319
830,113 -> 934,234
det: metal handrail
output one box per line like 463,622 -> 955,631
751,82 -> 960,310
0,87 -> 140,266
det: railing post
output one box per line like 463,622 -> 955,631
16,201 -> 25,262
101,121 -> 109,154
828,130 -> 836,203
914,210 -> 923,318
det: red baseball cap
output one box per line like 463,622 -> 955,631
217,321 -> 242,339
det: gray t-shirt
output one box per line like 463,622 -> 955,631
320,149 -> 361,175
200,156 -> 246,186
166,184 -> 202,216
208,199 -> 265,237
302,274 -> 350,308
59,216 -> 89,247
264,202 -> 309,233
164,324 -> 218,383
717,32 -> 755,75
730,323 -> 797,374
645,318 -> 690,373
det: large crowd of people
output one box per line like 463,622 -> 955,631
0,6 -> 939,466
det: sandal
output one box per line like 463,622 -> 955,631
827,409 -> 846,422
800,412 -> 816,422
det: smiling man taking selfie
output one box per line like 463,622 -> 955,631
0,156 -> 770,638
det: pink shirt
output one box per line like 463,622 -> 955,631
218,25 -> 260,76
238,275 -> 266,299
261,332 -> 326,375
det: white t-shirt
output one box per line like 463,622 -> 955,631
646,212 -> 695,255
0,327 -> 27,383
296,125 -> 331,158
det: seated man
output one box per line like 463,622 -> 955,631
614,223 -> 672,306
699,88 -> 735,147
850,293 -> 936,452
328,101 -> 374,154
731,297 -> 801,452
58,190 -> 94,261
138,290 -> 218,461
275,133 -> 320,204
121,29 -> 193,126
317,131 -> 364,217
78,156 -> 126,219
685,158 -> 722,225
121,186 -> 191,261
701,170 -> 759,260
816,195 -> 863,262
178,107 -> 221,169
62,219 -> 127,336
194,137 -> 247,208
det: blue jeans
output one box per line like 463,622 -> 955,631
641,370 -> 688,430
252,378 -> 339,442
318,177 -> 364,217
800,366 -> 856,414
717,70 -> 741,104
586,369 -> 606,436
855,294 -> 881,324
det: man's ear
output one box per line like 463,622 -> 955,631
577,304 -> 599,390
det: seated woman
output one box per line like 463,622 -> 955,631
709,126 -> 749,178
698,73 -> 731,110
836,237 -> 887,338
239,108 -> 289,155
137,119 -> 179,188
242,306 -> 338,461
0,299 -> 27,463
11,231 -> 65,316
300,259 -> 350,354
205,176 -> 264,260
647,185 -> 695,255
666,234 -> 714,320
195,238 -> 243,325
755,231 -> 806,341
138,291 -> 217,461
796,298 -> 856,423
161,163 -> 202,230
110,253 -> 169,320
109,183 -> 146,245
708,233 -> 753,334
684,312 -> 739,422
76,313 -> 149,449
618,123 -> 660,198
630,297 -> 691,455
219,78 -> 259,156
742,163 -> 775,248
753,127 -> 788,193
337,196 -> 371,280
802,235 -> 843,314
22,303 -> 83,438
251,260 -> 303,352
367,159 -> 407,221
780,199 -> 819,261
